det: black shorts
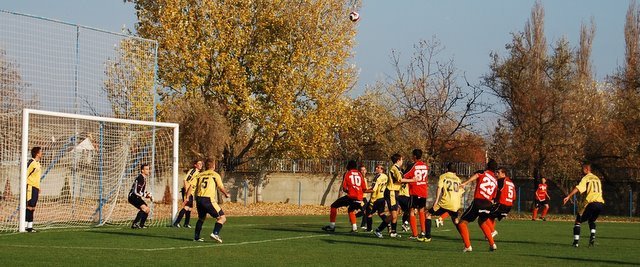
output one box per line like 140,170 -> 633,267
534,199 -> 549,208
577,202 -> 604,224
196,197 -> 225,218
128,195 -> 147,209
330,196 -> 363,212
185,195 -> 194,208
428,207 -> 459,221
384,189 -> 399,211
27,187 -> 39,208
461,199 -> 493,222
369,198 -> 386,215
491,204 -> 512,221
410,195 -> 427,209
397,195 -> 410,213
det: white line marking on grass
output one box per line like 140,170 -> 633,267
0,234 -> 330,251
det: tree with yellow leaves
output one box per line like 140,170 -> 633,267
129,0 -> 360,200
103,38 -> 156,121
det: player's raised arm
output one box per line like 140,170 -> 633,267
460,170 -> 482,187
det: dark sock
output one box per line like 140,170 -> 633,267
26,210 -> 33,222
426,219 -> 432,238
573,224 -> 581,242
376,215 -> 388,231
213,222 -> 223,235
185,211 -> 191,225
174,209 -> 186,225
140,212 -> 149,226
391,222 -> 397,232
402,213 -> 409,224
366,217 -> 373,231
133,211 -> 143,224
195,219 -> 204,239
589,222 -> 596,240
360,213 -> 368,227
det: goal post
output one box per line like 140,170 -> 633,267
18,109 -> 179,232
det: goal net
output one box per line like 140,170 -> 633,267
0,109 -> 179,232
0,10 -> 172,232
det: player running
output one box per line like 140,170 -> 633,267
488,167 -> 516,238
194,159 -> 230,242
563,161 -> 605,248
173,159 -> 203,228
128,163 -> 154,229
532,177 -> 550,221
323,160 -> 367,232
401,149 -> 429,241
458,159 -> 499,252
426,163 -> 464,240
25,146 -> 43,233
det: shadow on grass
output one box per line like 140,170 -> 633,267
89,230 -> 192,242
319,238 -> 417,249
597,236 -> 640,241
521,254 -> 640,266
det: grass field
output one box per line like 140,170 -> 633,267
0,215 -> 639,266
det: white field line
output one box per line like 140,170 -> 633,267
0,234 -> 330,252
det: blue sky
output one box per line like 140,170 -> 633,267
0,0 -> 629,122
1,0 -> 631,98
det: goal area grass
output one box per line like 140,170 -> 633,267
0,215 -> 639,266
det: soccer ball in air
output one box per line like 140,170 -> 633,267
349,11 -> 360,22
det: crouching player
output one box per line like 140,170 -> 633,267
128,163 -> 153,229
194,159 -> 230,243
323,160 -> 367,232
488,167 -> 516,238
426,163 -> 464,240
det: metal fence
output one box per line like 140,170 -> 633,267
225,158 -> 639,217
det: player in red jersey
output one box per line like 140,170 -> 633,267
458,159 -> 499,252
488,167 -> 516,238
401,149 -> 430,241
532,177 -> 550,221
323,160 -> 368,232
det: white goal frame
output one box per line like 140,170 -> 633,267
19,108 -> 180,232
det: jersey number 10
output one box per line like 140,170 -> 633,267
349,174 -> 362,186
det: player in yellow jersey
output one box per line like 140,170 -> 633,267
173,159 -> 203,228
397,174 -> 411,233
194,159 -> 230,243
383,153 -> 403,238
25,147 -> 43,232
368,164 -> 391,236
563,161 -> 605,248
426,163 -> 464,239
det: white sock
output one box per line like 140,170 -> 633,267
27,222 -> 33,228
574,235 -> 580,240
329,222 -> 335,228
352,224 -> 357,231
